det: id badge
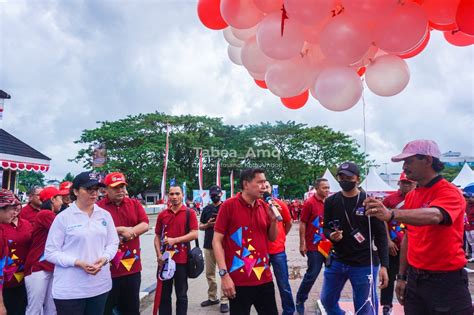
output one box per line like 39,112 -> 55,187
350,229 -> 366,243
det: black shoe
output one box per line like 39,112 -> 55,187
382,305 -> 392,315
201,299 -> 220,307
220,303 -> 229,313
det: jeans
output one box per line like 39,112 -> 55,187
269,251 -> 295,315
404,267 -> 472,314
104,272 -> 141,315
230,282 -> 278,315
321,259 -> 379,315
160,264 -> 188,315
296,251 -> 325,304
54,292 -> 109,315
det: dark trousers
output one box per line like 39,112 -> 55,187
404,267 -> 472,315
3,284 -> 27,315
296,251 -> 325,304
160,264 -> 188,315
380,252 -> 399,306
104,272 -> 141,315
54,292 -> 109,315
230,282 -> 278,315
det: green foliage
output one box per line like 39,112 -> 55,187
18,171 -> 45,191
62,172 -> 75,182
72,112 -> 369,198
441,166 -> 462,182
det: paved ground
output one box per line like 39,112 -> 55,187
139,214 -> 474,314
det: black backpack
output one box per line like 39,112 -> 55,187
186,209 -> 204,278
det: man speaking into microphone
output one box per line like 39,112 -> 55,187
213,168 -> 279,315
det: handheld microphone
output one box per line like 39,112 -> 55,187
263,192 -> 283,222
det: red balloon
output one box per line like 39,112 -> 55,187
444,30 -> 474,46
357,67 -> 366,77
254,79 -> 268,89
399,30 -> 430,58
197,0 -> 228,30
456,0 -> 474,36
281,90 -> 309,109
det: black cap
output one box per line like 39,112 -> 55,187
209,185 -> 222,196
72,171 -> 106,189
336,162 -> 360,177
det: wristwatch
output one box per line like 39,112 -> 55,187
396,274 -> 407,281
218,269 -> 228,277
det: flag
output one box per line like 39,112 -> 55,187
198,149 -> 203,192
170,178 -> 176,186
216,159 -> 221,187
230,170 -> 234,197
182,182 -> 187,201
160,124 -> 170,201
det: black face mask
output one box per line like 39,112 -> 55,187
210,195 -> 221,203
339,180 -> 357,192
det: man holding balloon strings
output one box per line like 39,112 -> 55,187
365,140 -> 472,315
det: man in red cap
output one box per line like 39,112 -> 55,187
380,172 -> 416,315
97,172 -> 150,315
20,186 -> 42,224
365,139 -> 472,314
0,189 -> 20,315
58,181 -> 72,212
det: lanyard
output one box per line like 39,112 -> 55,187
341,193 -> 360,231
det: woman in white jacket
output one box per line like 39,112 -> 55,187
45,171 -> 119,315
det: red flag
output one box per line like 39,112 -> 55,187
216,159 -> 221,187
160,125 -> 170,201
230,170 -> 234,197
199,149 -> 204,191
152,279 -> 163,315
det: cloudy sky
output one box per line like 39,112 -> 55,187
0,0 -> 473,182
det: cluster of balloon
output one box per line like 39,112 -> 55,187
197,0 -> 473,111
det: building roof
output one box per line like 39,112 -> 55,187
0,129 -> 50,160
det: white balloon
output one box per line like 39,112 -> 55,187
228,45 -> 243,65
241,36 -> 274,74
265,56 -> 313,97
314,66 -> 363,111
365,54 -> 410,97
248,70 -> 265,80
232,25 -> 259,41
223,28 -> 244,47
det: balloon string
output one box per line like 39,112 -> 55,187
281,5 -> 288,37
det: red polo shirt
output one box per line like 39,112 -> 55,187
300,195 -> 325,252
267,198 -> 291,255
214,193 -> 273,287
24,210 -> 55,276
404,176 -> 466,271
465,203 -> 474,232
155,205 -> 198,264
1,218 -> 33,288
0,228 -> 9,290
97,197 -> 149,278
20,203 -> 41,225
383,190 -> 407,247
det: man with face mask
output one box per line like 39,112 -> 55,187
199,185 -> 229,313
321,162 -> 389,315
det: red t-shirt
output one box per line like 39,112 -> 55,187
1,218 -> 33,288
267,198 -> 292,254
97,197 -> 149,278
383,190 -> 407,247
155,205 -> 198,264
0,228 -> 9,290
465,203 -> 474,232
20,203 -> 41,225
405,177 -> 466,271
214,193 -> 273,287
24,210 -> 55,276
300,195 -> 325,252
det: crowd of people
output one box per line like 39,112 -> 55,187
0,139 -> 472,315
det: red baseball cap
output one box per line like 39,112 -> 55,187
104,172 -> 128,187
39,187 -> 61,202
399,171 -> 416,183
59,181 -> 72,196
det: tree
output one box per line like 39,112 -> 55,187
72,113 -> 369,198
18,171 -> 45,192
62,172 -> 75,182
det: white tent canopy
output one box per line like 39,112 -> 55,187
322,168 -> 341,193
452,163 -> 474,188
360,167 -> 397,192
